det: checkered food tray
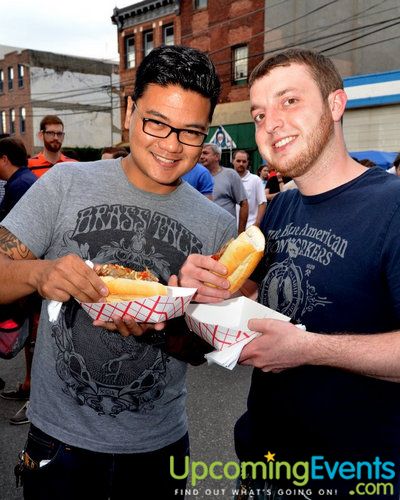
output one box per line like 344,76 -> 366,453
79,287 -> 197,323
185,296 -> 290,351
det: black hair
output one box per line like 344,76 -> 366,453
0,137 -> 28,167
133,45 -> 221,122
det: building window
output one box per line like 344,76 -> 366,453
19,107 -> 26,133
0,111 -> 6,134
163,24 -> 174,46
9,108 -> 15,134
0,70 -> 3,93
125,36 -> 135,69
8,67 -> 14,90
18,64 -> 24,88
143,30 -> 154,57
233,45 -> 248,83
194,0 -> 207,9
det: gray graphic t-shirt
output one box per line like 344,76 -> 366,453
3,159 -> 236,453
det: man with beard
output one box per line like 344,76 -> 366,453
232,150 -> 266,228
179,48 -> 400,498
28,115 -> 77,177
8,117 -> 76,423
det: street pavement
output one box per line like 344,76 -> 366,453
0,351 -> 252,499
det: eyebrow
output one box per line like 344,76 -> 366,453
143,109 -> 207,132
250,87 -> 301,112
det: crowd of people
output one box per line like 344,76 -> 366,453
0,43 -> 400,500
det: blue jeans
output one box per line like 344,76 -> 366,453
19,424 -> 189,500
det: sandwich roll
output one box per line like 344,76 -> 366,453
95,264 -> 168,302
100,277 -> 168,302
212,225 -> 265,293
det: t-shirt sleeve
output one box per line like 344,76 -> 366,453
212,212 -> 237,255
1,169 -> 62,258
256,177 -> 267,204
231,170 -> 247,204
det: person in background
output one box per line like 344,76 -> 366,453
0,137 -> 37,426
257,164 -> 269,187
0,45 -> 236,499
28,115 -> 77,177
233,150 -> 266,227
0,138 -> 36,220
0,133 -> 10,205
200,143 -> 248,233
265,162 -> 284,201
101,147 -> 129,160
182,162 -> 214,199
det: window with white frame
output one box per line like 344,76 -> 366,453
18,64 -> 24,88
0,111 -> 6,134
125,36 -> 135,69
163,24 -> 174,46
8,67 -> 14,90
9,108 -> 15,134
233,45 -> 248,83
20,107 -> 26,133
143,30 -> 154,57
0,70 -> 3,93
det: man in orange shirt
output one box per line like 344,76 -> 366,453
28,115 -> 77,177
7,116 -> 77,424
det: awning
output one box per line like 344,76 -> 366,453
350,150 -> 397,170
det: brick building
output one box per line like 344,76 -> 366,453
111,0 -> 265,168
0,45 -> 120,155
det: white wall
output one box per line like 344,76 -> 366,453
343,105 -> 400,152
31,66 -> 120,149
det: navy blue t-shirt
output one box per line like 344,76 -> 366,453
236,168 -> 400,461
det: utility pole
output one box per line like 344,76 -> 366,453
110,72 -> 113,146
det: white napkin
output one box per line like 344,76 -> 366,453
205,324 -> 306,370
47,260 -> 94,323
205,333 -> 260,370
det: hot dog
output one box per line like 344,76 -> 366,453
212,225 -> 265,293
96,264 -> 168,302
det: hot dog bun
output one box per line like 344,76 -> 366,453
217,225 -> 265,293
100,276 -> 168,303
95,264 -> 167,303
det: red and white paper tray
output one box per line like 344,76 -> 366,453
185,297 -> 300,370
79,287 -> 197,323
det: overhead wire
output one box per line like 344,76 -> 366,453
3,0 -> 399,120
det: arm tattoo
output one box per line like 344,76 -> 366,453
0,227 -> 31,259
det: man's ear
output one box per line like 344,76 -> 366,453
328,89 -> 347,122
124,96 -> 134,130
38,130 -> 44,143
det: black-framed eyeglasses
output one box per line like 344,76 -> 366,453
43,131 -> 65,139
134,104 -> 208,147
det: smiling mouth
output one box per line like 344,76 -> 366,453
152,152 -> 179,165
273,136 -> 296,149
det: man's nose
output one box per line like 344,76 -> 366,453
265,109 -> 284,134
158,131 -> 183,152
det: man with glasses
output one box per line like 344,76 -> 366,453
0,45 -> 236,499
28,115 -> 77,178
